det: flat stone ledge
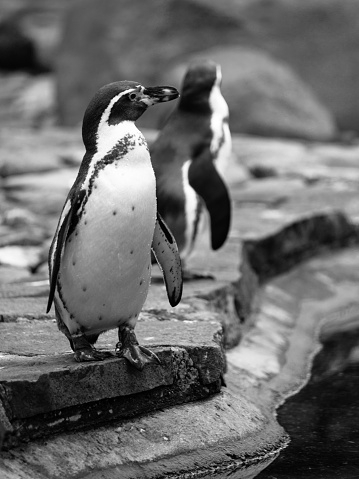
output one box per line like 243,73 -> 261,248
0,390 -> 288,479
0,315 -> 225,450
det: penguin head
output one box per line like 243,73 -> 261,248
178,60 -> 222,113
82,80 -> 179,151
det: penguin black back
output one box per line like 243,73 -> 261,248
177,61 -> 218,114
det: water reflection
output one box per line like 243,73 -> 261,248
258,329 -> 359,478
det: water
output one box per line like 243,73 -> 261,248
258,329 -> 359,479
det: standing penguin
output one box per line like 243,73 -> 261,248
150,61 -> 231,276
47,81 -> 182,370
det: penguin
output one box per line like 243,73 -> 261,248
150,60 -> 231,277
47,80 -> 183,370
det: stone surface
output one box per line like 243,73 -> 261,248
3,169 -> 77,217
0,245 -> 43,269
226,246 -> 359,430
0,74 -> 55,129
167,47 -> 336,140
10,75 -> 55,127
0,127 -> 81,177
192,0 -> 359,133
232,135 -> 359,182
243,211 -> 357,280
0,265 -> 31,283
0,311 -> 225,449
0,390 -> 287,479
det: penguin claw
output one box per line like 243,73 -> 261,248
71,335 -> 113,362
115,326 -> 161,370
74,349 -> 113,362
139,345 -> 162,364
116,343 -> 161,371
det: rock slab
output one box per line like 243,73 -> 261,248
0,390 -> 287,479
0,314 -> 225,450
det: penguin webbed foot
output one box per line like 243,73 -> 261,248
71,335 -> 113,362
116,326 -> 161,371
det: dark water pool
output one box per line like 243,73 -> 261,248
258,329 -> 359,479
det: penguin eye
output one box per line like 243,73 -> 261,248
129,93 -> 137,101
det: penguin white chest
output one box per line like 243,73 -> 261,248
58,141 -> 156,335
209,84 -> 231,176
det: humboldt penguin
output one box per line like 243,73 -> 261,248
150,60 -> 231,276
47,80 -> 182,370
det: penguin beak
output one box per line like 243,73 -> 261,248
141,86 -> 179,105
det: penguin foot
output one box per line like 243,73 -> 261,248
116,326 -> 161,370
72,335 -> 113,362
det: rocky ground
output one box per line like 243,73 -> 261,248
3,0 -> 359,138
0,126 -> 359,477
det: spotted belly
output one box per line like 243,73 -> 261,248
56,160 -> 156,336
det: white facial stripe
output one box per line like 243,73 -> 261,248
94,86 -> 140,163
83,92 -> 146,192
97,88 -> 138,139
80,85 -> 147,198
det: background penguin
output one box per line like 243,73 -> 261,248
47,80 -> 182,370
150,60 -> 232,278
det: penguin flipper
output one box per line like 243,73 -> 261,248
46,189 -> 86,313
188,152 -> 231,250
152,213 -> 183,307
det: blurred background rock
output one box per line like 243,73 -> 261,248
0,0 -> 358,141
